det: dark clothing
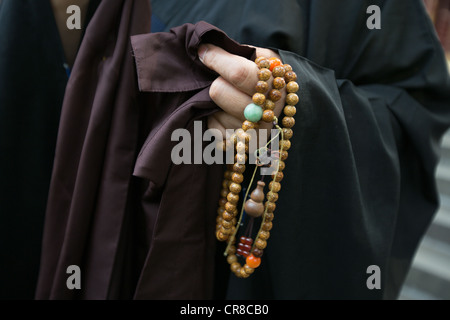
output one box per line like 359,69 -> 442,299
151,0 -> 450,299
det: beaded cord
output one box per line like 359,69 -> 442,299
215,57 -> 298,278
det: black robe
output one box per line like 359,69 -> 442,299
151,0 -> 450,299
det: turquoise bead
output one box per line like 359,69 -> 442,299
244,103 -> 263,123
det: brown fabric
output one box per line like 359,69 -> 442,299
36,0 -> 255,299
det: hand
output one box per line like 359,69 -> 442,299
198,44 -> 286,138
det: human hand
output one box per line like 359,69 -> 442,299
198,44 -> 286,138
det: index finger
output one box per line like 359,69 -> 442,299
198,43 -> 260,96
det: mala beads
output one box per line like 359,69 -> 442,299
215,56 -> 298,278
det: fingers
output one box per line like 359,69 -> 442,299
199,44 -> 259,96
209,77 -> 250,121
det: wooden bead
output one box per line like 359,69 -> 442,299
236,141 -> 248,154
264,99 -> 275,110
233,163 -> 246,174
278,160 -> 286,171
255,238 -> 267,250
227,254 -> 238,264
216,216 -> 223,225
230,262 -> 241,273
262,221 -> 273,231
269,89 -> 282,102
280,151 -> 288,161
256,58 -> 270,69
280,140 -> 291,151
225,202 -> 236,214
231,172 -> 244,184
242,120 -> 258,131
272,65 -> 286,78
287,81 -> 299,93
259,231 -> 270,241
252,248 -> 264,258
273,77 -> 286,90
229,182 -> 242,194
269,181 -> 281,192
255,81 -> 269,93
227,192 -> 239,204
219,198 -> 227,207
220,188 -> 229,198
239,267 -> 250,278
264,212 -> 274,222
235,153 -> 247,164
222,219 -> 233,229
228,246 -> 237,255
286,93 -> 299,105
244,181 -> 266,218
244,264 -> 255,274
271,171 -> 284,183
258,68 -> 271,81
220,226 -> 232,235
217,231 -> 228,241
262,110 -> 275,123
222,210 -> 234,221
285,70 -> 297,82
252,93 -> 266,106
267,191 -> 279,202
265,201 -> 276,213
284,105 -> 296,117
236,129 -> 251,143
283,64 -> 293,72
282,128 -> 293,140
282,116 -> 295,128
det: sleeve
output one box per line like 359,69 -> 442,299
271,0 -> 450,299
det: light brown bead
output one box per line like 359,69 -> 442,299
227,254 -> 238,264
220,188 -> 229,198
220,226 -> 232,235
267,191 -> 279,202
216,216 -> 223,225
228,246 -> 237,255
227,192 -> 239,205
278,160 -> 286,171
222,211 -> 234,221
265,201 -> 276,213
217,231 -> 228,241
264,99 -> 275,111
255,81 -> 269,93
252,93 -> 266,106
282,128 -> 293,140
285,70 -> 297,82
242,120 -> 258,131
284,105 -> 297,117
272,77 -> 286,90
280,140 -> 291,151
244,264 -> 255,274
231,262 -> 241,273
283,64 -> 293,72
272,65 -> 286,78
222,219 -> 233,229
229,182 -> 242,194
258,68 -> 271,81
269,181 -> 281,193
252,248 -> 264,258
269,89 -> 282,102
271,171 -> 284,183
282,116 -> 295,128
264,212 -> 274,222
286,93 -> 299,105
256,58 -> 270,69
262,110 -> 275,123
235,153 -> 247,164
255,238 -> 267,250
280,151 -> 288,161
225,202 -> 236,213
236,141 -> 248,154
287,81 -> 299,93
262,221 -> 273,231
232,172 -> 244,184
239,267 -> 250,278
233,163 -> 246,174
219,198 -> 227,207
259,231 -> 270,241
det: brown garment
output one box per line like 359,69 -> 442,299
36,0 -> 254,299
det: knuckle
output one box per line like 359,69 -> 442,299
228,66 -> 250,88
209,78 -> 225,103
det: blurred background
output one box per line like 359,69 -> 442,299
399,0 -> 450,300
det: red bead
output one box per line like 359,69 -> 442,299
246,254 -> 262,268
269,57 -> 282,71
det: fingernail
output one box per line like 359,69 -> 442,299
198,44 -> 208,63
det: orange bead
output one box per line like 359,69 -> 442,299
269,57 -> 282,71
246,254 -> 262,268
